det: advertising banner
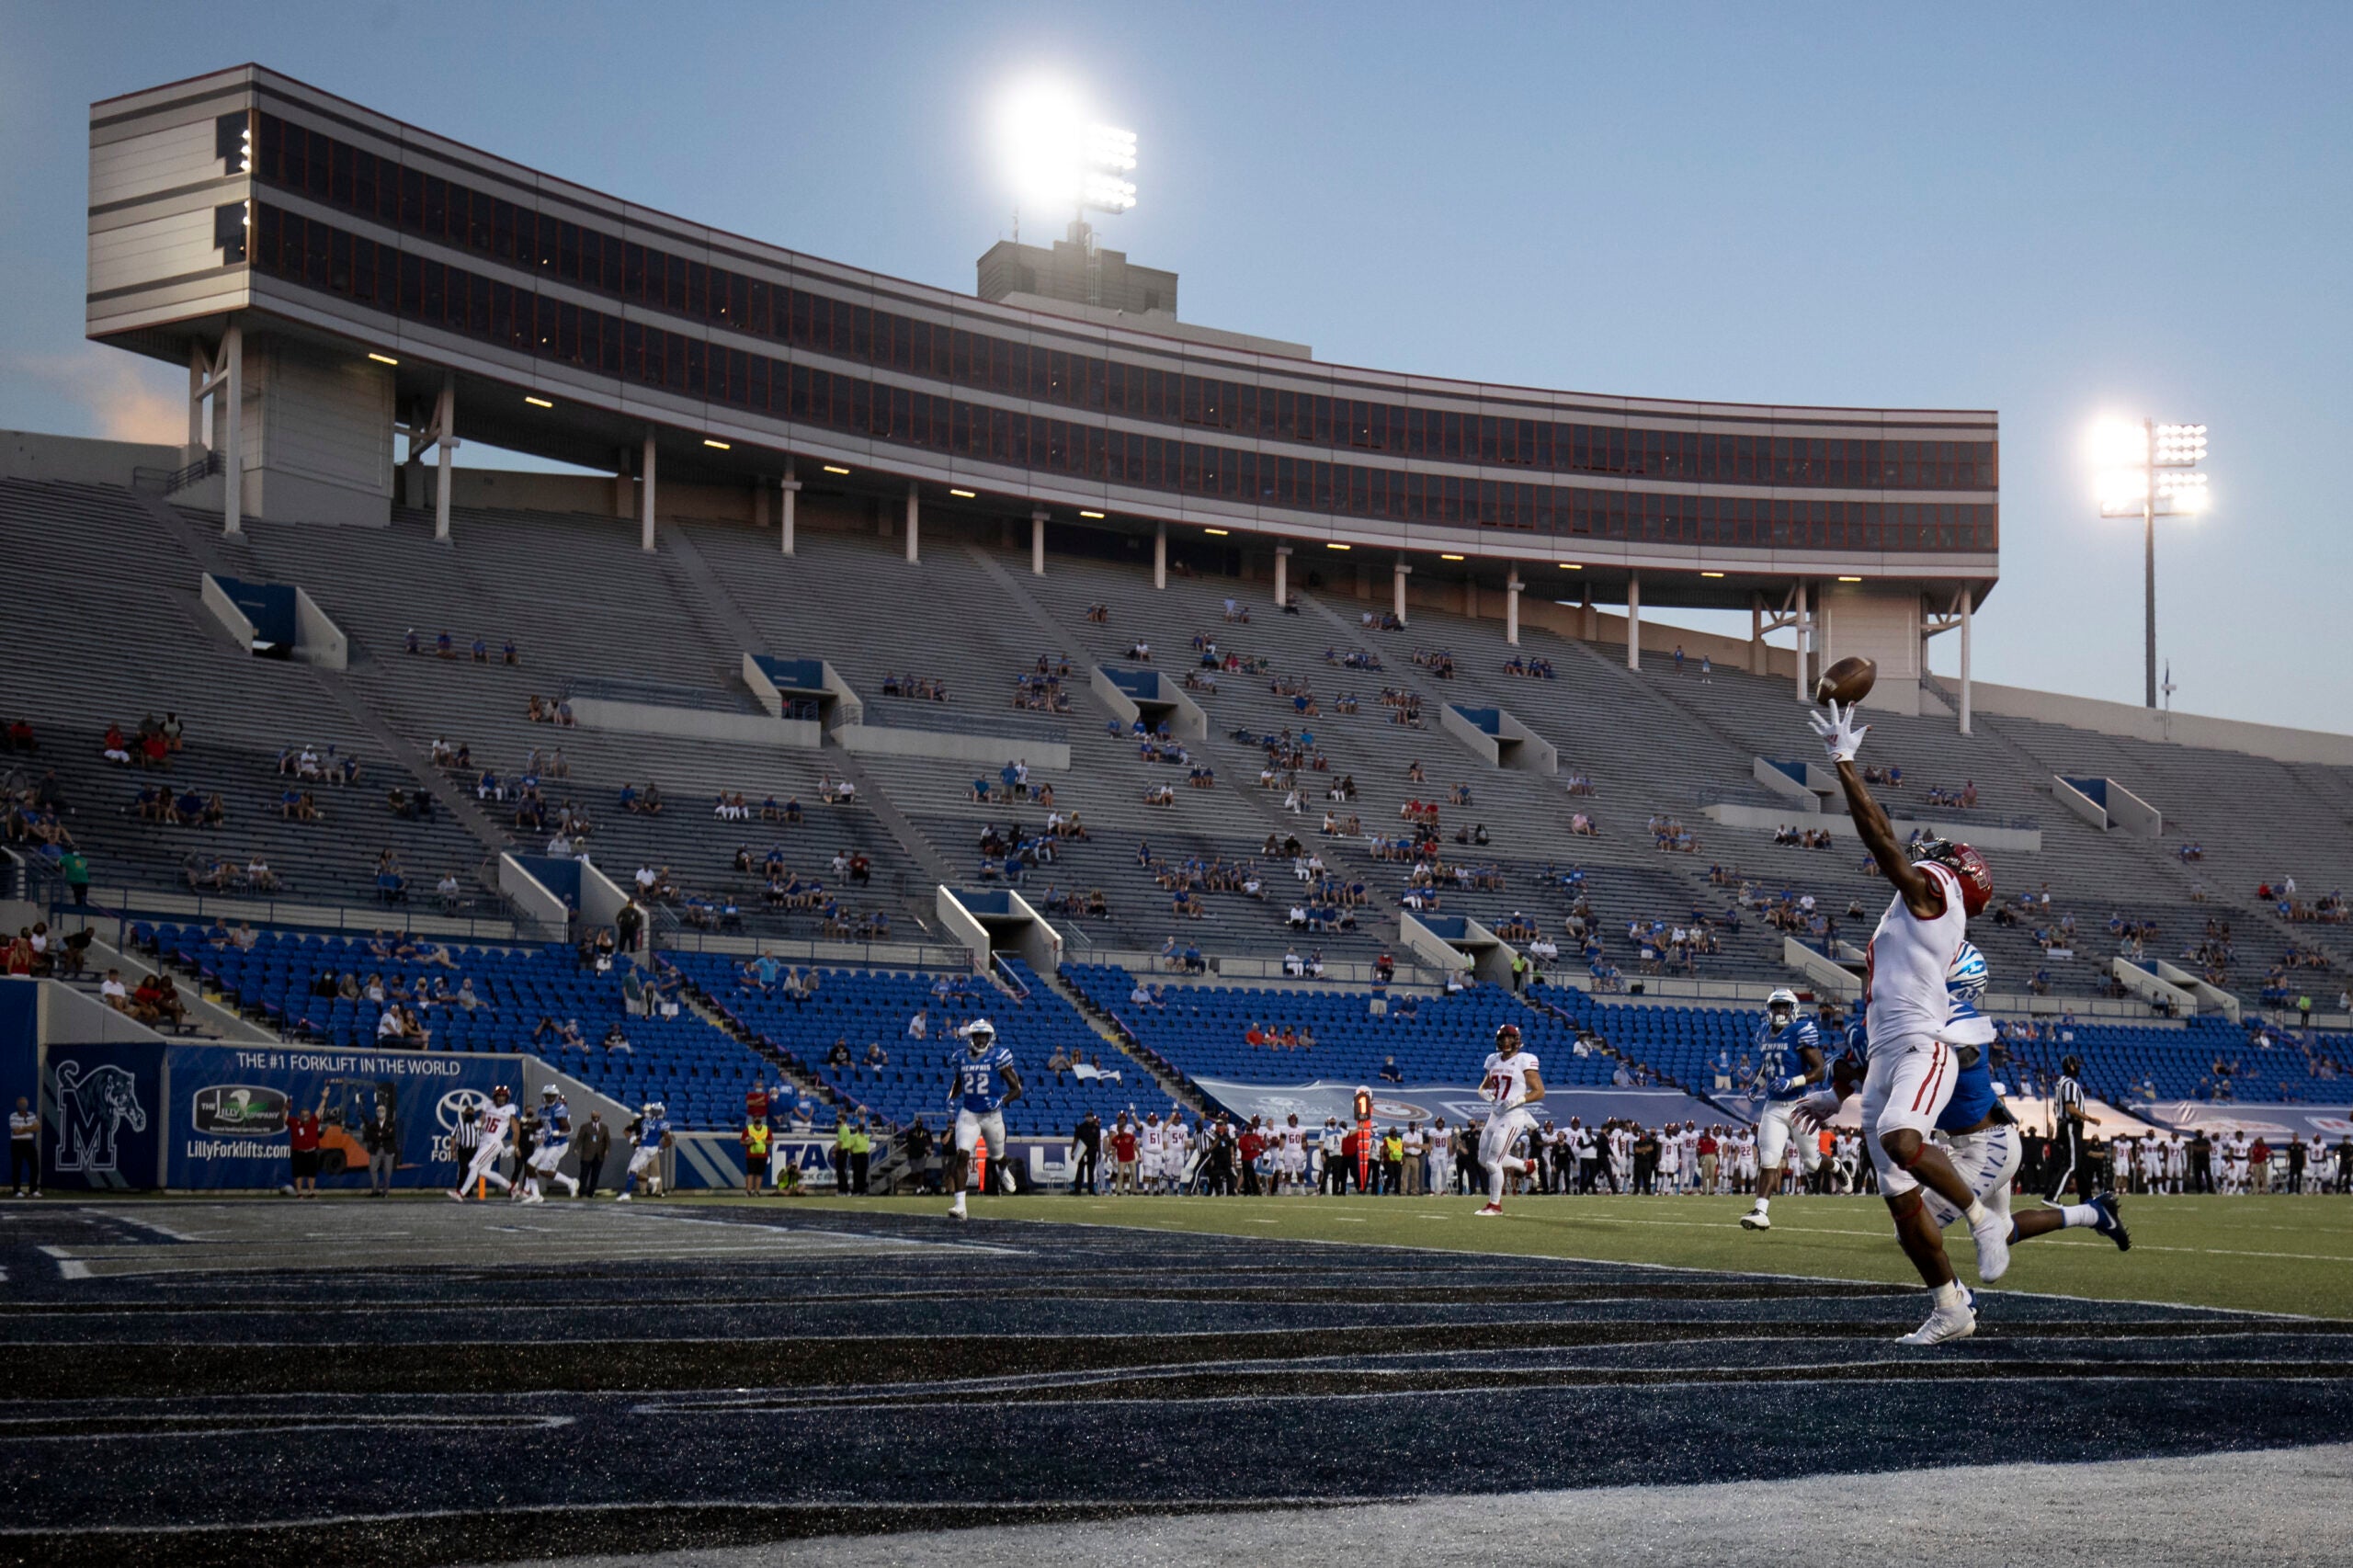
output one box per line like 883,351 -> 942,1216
165,1043 -> 533,1189
44,1038 -> 165,1191
1189,1078 -> 1722,1131
2133,1100 -> 2353,1141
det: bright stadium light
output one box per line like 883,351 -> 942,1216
2091,415 -> 2212,709
997,78 -> 1139,235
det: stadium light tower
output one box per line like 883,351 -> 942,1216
2093,417 -> 2210,709
999,80 -> 1137,246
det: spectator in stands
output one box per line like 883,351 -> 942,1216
436,631 -> 454,658
1379,1055 -> 1404,1084
5,718 -> 37,754
145,973 -> 188,1029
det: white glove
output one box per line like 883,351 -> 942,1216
1809,700 -> 1870,763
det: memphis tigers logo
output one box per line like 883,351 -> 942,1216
53,1060 -> 149,1174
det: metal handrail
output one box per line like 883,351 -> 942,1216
55,880 -> 524,944
130,452 -> 222,495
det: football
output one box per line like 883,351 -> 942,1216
1814,654 -> 1877,706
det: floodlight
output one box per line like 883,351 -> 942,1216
2087,414 -> 2213,709
997,79 -> 1140,221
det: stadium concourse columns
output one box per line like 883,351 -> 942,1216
431,374 -> 455,545
904,480 -> 920,564
185,325 -> 242,538
779,460 -> 799,555
640,429 -> 656,551
1626,571 -> 1641,669
1506,572 -> 1523,646
1154,519 -> 1167,588
1797,579 -> 1816,701
1960,585 -> 1974,734
222,322 -> 243,538
1393,561 -> 1411,624
1032,507 -> 1048,575
1274,544 -> 1291,606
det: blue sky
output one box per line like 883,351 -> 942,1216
5,3 -> 2347,728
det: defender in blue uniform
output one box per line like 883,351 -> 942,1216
1740,988 -> 1826,1231
612,1100 -> 673,1201
523,1085 -> 579,1202
948,1019 -> 1024,1221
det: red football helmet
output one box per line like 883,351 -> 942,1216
1915,839 -> 1993,917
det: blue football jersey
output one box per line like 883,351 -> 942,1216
955,1043 -> 1016,1113
636,1115 -> 671,1148
1755,1016 -> 1823,1101
540,1099 -> 571,1146
1938,1051 -> 1999,1133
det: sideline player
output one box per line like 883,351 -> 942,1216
449,1085 -> 518,1201
612,1099 -> 673,1200
522,1085 -> 581,1202
1473,1024 -> 1544,1216
1799,1024 -> 2131,1339
948,1018 -> 1024,1220
1813,698 -> 2013,1344
1278,1114 -> 1310,1194
1740,988 -> 1824,1230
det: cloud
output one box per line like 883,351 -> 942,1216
7,346 -> 188,445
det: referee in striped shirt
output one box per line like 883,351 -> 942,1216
2044,1054 -> 2093,1202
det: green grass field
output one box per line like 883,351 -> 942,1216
787,1191 -> 2353,1318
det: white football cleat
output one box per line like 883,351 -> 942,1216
1473,1202 -> 1506,1217
1970,1210 -> 2012,1283
1739,1207 -> 1771,1231
1897,1300 -> 1978,1346
613,1192 -> 631,1202
446,1188 -> 465,1203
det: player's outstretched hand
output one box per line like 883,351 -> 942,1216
1808,700 -> 1870,763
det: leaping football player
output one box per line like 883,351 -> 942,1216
1474,1023 -> 1544,1216
1798,1009 -> 2131,1332
1740,987 -> 1826,1231
948,1018 -> 1023,1221
449,1085 -> 518,1202
1813,697 -> 2013,1345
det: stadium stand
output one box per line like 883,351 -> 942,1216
669,950 -> 1137,1133
145,922 -> 791,1131
1063,962 -> 1626,1090
10,470 -> 2353,1127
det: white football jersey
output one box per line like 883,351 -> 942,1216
1864,861 -> 1972,1052
1481,1050 -> 1541,1114
477,1101 -> 519,1142
1142,1123 -> 1166,1155
1284,1126 -> 1306,1152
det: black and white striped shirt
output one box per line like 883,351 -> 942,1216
2055,1076 -> 2086,1130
